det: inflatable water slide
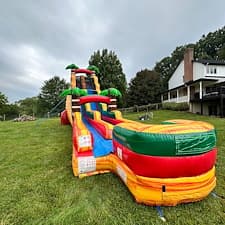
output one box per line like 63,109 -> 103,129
61,65 -> 217,206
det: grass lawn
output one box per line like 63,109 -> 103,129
0,110 -> 224,225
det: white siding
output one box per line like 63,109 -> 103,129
168,60 -> 184,89
163,96 -> 188,103
205,65 -> 225,77
194,63 -> 225,80
217,65 -> 225,75
205,65 -> 225,83
191,103 -> 201,114
177,96 -> 188,103
169,61 -> 225,91
193,62 -> 205,80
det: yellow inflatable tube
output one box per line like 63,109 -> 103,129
72,151 -> 216,206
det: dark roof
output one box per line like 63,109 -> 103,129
186,78 -> 218,85
193,59 -> 225,65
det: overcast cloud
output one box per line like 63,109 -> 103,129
0,0 -> 225,102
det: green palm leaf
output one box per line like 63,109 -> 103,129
87,65 -> 100,74
100,88 -> 121,97
71,88 -> 81,96
60,88 -> 88,97
80,89 -> 88,96
65,64 -> 79,70
109,88 -> 122,97
99,89 -> 109,96
60,89 -> 72,97
71,88 -> 88,96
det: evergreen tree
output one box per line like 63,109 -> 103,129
0,92 -> 8,107
89,49 -> 127,107
38,76 -> 69,115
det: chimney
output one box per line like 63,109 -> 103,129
183,48 -> 194,83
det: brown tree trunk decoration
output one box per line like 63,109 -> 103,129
108,89 -> 117,111
71,96 -> 81,112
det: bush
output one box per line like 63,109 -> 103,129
162,102 -> 189,111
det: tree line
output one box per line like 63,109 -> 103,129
0,76 -> 69,119
1,26 -> 225,119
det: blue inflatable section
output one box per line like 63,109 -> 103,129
87,89 -> 98,110
91,102 -> 97,110
82,117 -> 113,157
87,89 -> 96,95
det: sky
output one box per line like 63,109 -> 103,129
0,0 -> 225,102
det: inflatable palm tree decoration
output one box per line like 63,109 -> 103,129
60,88 -> 87,97
100,88 -> 122,98
100,88 -> 121,111
65,64 -> 79,88
87,65 -> 100,75
65,64 -> 79,70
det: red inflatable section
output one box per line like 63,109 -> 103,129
71,68 -> 93,75
61,110 -> 70,125
85,116 -> 109,139
79,95 -> 111,105
101,115 -> 123,125
113,140 -> 217,178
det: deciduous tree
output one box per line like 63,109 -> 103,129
16,97 -> 38,115
0,92 -> 19,119
89,49 -> 127,106
127,69 -> 162,106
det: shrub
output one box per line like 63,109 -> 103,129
162,102 -> 189,111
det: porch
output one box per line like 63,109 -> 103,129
161,80 -> 225,117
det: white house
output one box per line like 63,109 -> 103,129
161,48 -> 225,117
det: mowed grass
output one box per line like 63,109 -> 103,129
0,110 -> 224,225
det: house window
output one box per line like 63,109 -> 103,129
179,87 -> 187,96
210,67 -> 213,74
170,90 -> 177,99
163,93 -> 168,100
206,65 -> 217,74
